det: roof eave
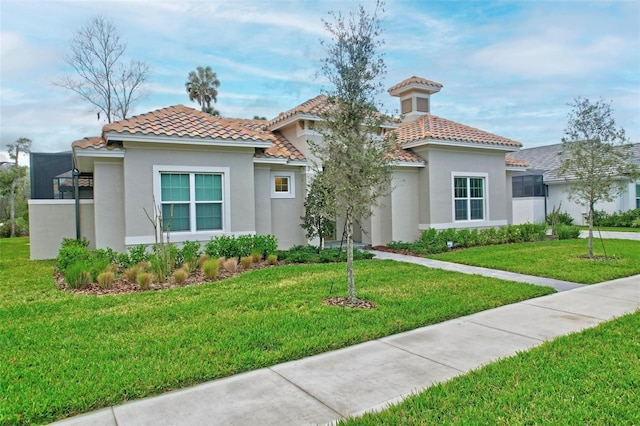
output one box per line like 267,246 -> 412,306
404,137 -> 521,152
267,113 -> 321,131
104,131 -> 272,148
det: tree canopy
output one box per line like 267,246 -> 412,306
1,138 -> 32,237
559,97 -> 639,257
54,15 -> 150,123
185,66 -> 221,115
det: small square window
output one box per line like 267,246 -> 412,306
271,171 -> 295,198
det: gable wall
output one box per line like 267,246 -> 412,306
93,159 -> 125,251
122,142 -> 256,246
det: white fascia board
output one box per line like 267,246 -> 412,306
29,199 -> 94,206
73,147 -> 125,158
253,157 -> 289,165
403,138 -> 521,152
288,160 -> 307,167
506,166 -> 528,171
104,131 -> 272,148
392,161 -> 425,168
268,113 -> 322,131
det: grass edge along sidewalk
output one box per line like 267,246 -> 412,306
0,237 -> 552,425
341,310 -> 640,425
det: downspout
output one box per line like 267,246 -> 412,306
73,168 -> 80,240
544,183 -> 548,221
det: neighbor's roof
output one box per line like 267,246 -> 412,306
505,157 -> 528,168
507,142 -> 640,181
396,114 -> 522,148
387,76 -> 443,93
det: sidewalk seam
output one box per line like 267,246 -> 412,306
267,367 -> 346,420
466,320 -> 548,342
377,340 -> 466,374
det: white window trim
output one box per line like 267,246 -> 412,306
270,171 -> 296,199
451,172 -> 489,223
153,165 -> 231,237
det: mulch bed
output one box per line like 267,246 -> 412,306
323,296 -> 376,309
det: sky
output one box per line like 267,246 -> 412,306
1,0 -> 639,161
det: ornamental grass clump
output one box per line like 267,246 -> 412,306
197,254 -> 210,268
250,250 -> 262,263
267,254 -> 278,265
217,257 -> 226,268
64,263 -> 92,289
203,259 -> 219,280
172,268 -> 188,285
223,258 -> 238,273
136,272 -> 152,290
240,256 -> 252,270
124,266 -> 138,282
97,271 -> 115,289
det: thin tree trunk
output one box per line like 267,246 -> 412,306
588,203 -> 594,258
346,214 -> 355,303
9,179 -> 17,237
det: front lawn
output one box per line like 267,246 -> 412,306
429,239 -> 640,284
0,238 -> 553,425
342,311 -> 640,425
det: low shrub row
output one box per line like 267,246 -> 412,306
387,223 -> 577,255
594,208 -> 640,228
204,234 -> 278,260
277,245 -> 374,264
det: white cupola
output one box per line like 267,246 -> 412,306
387,76 -> 443,123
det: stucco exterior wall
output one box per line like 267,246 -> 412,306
391,169 -> 420,242
122,143 -> 256,246
512,198 -> 546,224
93,160 -> 125,252
28,200 -> 95,260
416,146 -> 510,229
547,183 -> 619,225
254,167 -> 272,236
269,167 -> 306,249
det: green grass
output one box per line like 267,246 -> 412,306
341,311 -> 640,425
429,239 -> 640,284
0,238 -> 553,425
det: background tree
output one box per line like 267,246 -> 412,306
253,115 -> 267,120
185,66 -> 220,116
559,97 -> 639,257
310,1 -> 395,304
300,171 -> 336,251
54,15 -> 150,123
1,138 -> 32,237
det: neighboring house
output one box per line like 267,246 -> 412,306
507,142 -> 640,225
29,76 -> 526,259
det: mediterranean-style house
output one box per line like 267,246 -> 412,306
28,76 -> 528,259
508,142 -> 640,225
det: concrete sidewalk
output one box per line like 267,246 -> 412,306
51,275 -> 639,426
370,250 -> 584,292
579,230 -> 640,241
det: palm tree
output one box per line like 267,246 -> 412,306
185,66 -> 220,114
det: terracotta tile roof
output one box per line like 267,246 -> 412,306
104,105 -> 273,142
505,157 -> 528,167
387,76 -> 443,93
389,145 -> 424,164
72,136 -> 108,150
268,95 -> 329,128
395,114 -> 522,148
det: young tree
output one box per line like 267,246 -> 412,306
185,66 -> 221,115
311,1 -> 395,303
54,15 -> 150,123
2,138 -> 32,237
300,171 -> 336,251
559,97 -> 639,257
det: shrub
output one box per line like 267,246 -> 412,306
632,218 -> 640,228
223,258 -> 238,273
546,210 -> 574,226
556,224 -> 581,240
205,234 -> 278,260
203,259 -> 219,280
57,242 -> 91,273
0,217 -> 29,237
594,208 -> 640,227
136,272 -> 152,290
179,241 -> 201,272
105,263 -> 119,274
64,263 -> 92,289
127,244 -> 149,266
267,254 -> 278,265
205,235 -> 240,259
172,268 -> 188,285
97,271 -> 115,289
124,267 -> 138,282
240,256 -> 252,270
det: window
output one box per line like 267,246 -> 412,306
271,171 -> 295,198
454,177 -> 484,221
160,172 -> 223,232
512,175 -> 545,198
636,184 -> 640,209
